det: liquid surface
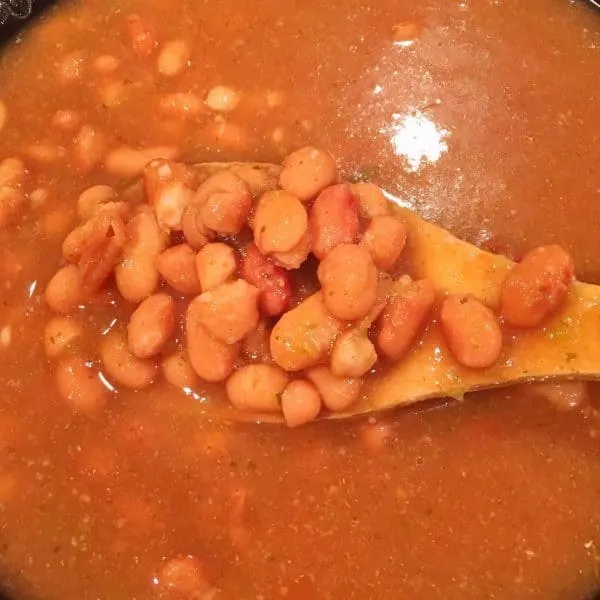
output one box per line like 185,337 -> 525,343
0,0 -> 600,598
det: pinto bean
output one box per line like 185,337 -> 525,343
125,14 -> 158,58
186,297 -> 240,382
279,146 -> 337,202
350,182 -> 391,218
93,54 -> 120,74
376,278 -> 435,360
100,330 -> 157,389
181,204 -> 214,249
440,294 -> 502,369
317,243 -> 378,321
195,279 -> 259,344
330,330 -> 377,378
0,157 -> 26,188
74,124 -> 105,171
156,244 -> 202,295
77,185 -> 117,220
240,243 -> 292,316
157,556 -> 211,597
205,85 -> 240,112
361,215 -> 407,271
226,364 -> 288,413
253,190 -> 308,254
281,380 -> 322,427
500,245 -> 574,327
309,183 -> 359,259
45,265 -> 85,314
55,356 -> 108,416
157,39 -> 191,77
51,109 -> 82,131
195,242 -> 237,291
161,350 -> 199,389
154,181 -> 193,230
194,171 -> 252,235
270,292 -> 344,371
127,293 -> 175,358
44,316 -> 83,359
305,366 -> 362,412
271,230 -> 311,270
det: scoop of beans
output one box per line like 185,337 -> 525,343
41,148 -> 575,425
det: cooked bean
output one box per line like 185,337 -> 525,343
441,294 -> 502,369
126,14 -> 158,58
154,181 -> 193,230
127,293 -> 175,359
306,366 -> 362,412
531,381 -> 589,412
0,100 -> 6,134
232,163 -> 280,198
156,244 -> 202,295
51,109 -> 82,131
194,171 -> 252,234
105,145 -> 179,178
279,146 -> 337,202
0,186 -> 26,228
376,278 -> 435,360
116,210 -> 168,302
270,292 -> 344,371
181,205 -> 214,249
100,330 -> 157,389
45,265 -> 84,313
330,330 -> 377,378
186,297 -> 240,382
252,190 -> 308,254
317,243 -> 378,321
74,124 -> 105,171
205,85 -> 240,112
207,120 -> 247,150
55,356 -> 108,416
24,142 -> 66,164
361,215 -> 407,271
240,243 -> 292,316
57,51 -> 85,83
500,245 -> 574,327
77,185 -> 117,220
272,230 -> 311,270
143,159 -> 191,203
93,54 -> 120,74
0,157 -> 25,188
281,380 -> 322,427
157,555 -> 211,597
157,39 -> 191,76
242,319 -> 272,362
195,279 -> 260,344
195,242 -> 237,291
159,92 -> 203,119
44,316 -> 83,359
226,364 -> 288,413
161,350 -> 199,389
350,182 -> 391,218
309,183 -> 359,259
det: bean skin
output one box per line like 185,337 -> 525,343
186,297 -> 240,382
127,293 -> 175,359
500,245 -> 574,327
440,294 -> 502,369
309,183 -> 359,259
376,278 -> 435,361
279,146 -> 337,202
361,215 -> 407,271
270,292 -> 343,371
281,379 -> 322,427
240,243 -> 292,316
153,181 -> 193,231
330,330 -> 377,378
226,364 -> 288,413
305,366 -> 362,412
317,243 -> 378,321
55,356 -> 108,417
195,243 -> 237,291
45,264 -> 85,314
350,182 -> 391,218
156,244 -> 202,295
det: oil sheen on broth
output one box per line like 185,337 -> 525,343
0,0 -> 600,599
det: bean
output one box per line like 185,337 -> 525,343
100,330 -> 157,389
207,120 -> 247,150
55,356 -> 108,416
127,293 -> 175,359
440,294 -> 502,369
361,215 -> 407,271
205,85 -> 240,112
531,381 -> 589,412
281,380 -> 322,427
226,364 -> 288,413
157,556 -> 211,597
93,54 -> 120,74
186,297 -> 240,382
44,316 -> 83,358
330,330 -> 377,378
98,79 -> 125,107
272,230 -> 311,270
500,245 -> 574,327
45,265 -> 84,314
57,51 -> 85,83
195,242 -> 237,291
376,278 -> 435,360
270,292 -> 344,371
77,185 -> 117,220
305,366 -> 362,412
159,92 -> 203,119
24,142 -> 66,163
195,279 -> 260,344
241,320 -> 271,362
317,243 -> 378,321
0,157 -> 26,188
240,243 -> 292,316
156,244 -> 202,295
51,109 -> 82,131
74,124 -> 105,171
125,14 -> 158,58
161,350 -> 199,389
0,100 -> 6,134
350,182 -> 391,218
181,205 -> 215,249
116,210 -> 168,302
154,181 -> 193,230
0,186 -> 26,228
105,145 -> 179,178
231,163 -> 280,198
279,146 -> 337,202
157,39 -> 191,76
309,183 -> 359,259
143,159 -> 191,203
194,171 -> 252,235
253,190 -> 308,254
